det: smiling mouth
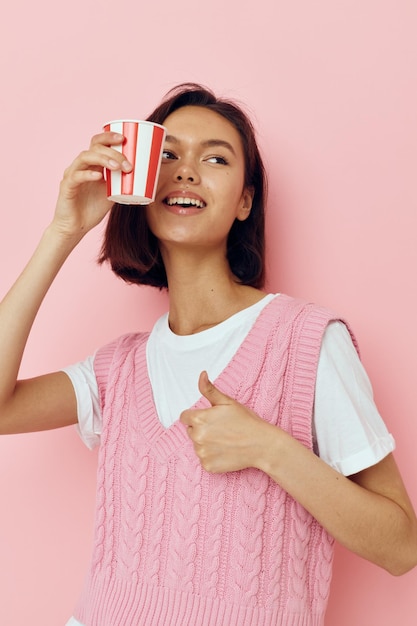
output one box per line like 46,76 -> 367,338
164,197 -> 206,209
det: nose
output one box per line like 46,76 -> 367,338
176,173 -> 194,182
173,158 -> 200,184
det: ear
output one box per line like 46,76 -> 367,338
236,186 -> 254,221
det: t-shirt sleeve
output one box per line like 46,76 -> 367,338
313,321 -> 395,476
61,355 -> 102,450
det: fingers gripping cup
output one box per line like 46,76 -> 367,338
103,120 -> 166,205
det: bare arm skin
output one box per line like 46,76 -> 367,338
0,132 -> 132,435
181,371 -> 417,576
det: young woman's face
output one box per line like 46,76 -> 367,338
146,106 -> 253,252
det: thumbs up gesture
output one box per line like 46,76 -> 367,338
180,371 -> 272,473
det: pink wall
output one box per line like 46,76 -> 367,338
1,1 -> 416,623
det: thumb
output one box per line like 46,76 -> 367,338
198,371 -> 233,407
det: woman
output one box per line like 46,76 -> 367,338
0,84 -> 416,626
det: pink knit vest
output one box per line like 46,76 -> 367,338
74,295 -> 353,626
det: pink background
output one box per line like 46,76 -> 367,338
0,1 -> 416,624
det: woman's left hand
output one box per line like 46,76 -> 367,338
180,371 -> 273,473
180,375 -> 417,575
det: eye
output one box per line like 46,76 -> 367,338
205,155 -> 229,165
162,149 -> 177,160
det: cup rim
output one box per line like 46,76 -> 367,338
103,119 -> 166,131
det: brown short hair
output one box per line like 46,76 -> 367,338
99,83 -> 267,289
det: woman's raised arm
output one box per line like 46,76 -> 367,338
0,132 -> 132,434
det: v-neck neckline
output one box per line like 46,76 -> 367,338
132,295 -> 283,460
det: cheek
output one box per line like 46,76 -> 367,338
227,179 -> 248,209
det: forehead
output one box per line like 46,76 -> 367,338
163,106 -> 243,150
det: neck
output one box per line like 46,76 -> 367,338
162,248 -> 265,335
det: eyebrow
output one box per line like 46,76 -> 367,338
165,135 -> 237,156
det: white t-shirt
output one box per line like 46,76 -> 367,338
63,294 -> 394,626
64,294 -> 394,475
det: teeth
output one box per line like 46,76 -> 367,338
166,197 -> 205,208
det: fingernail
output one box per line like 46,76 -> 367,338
122,160 -> 133,172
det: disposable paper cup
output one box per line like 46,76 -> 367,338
103,119 -> 166,204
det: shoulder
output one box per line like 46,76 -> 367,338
96,331 -> 150,360
261,294 -> 360,365
94,331 -> 150,388
265,293 -> 336,319
312,312 -> 360,364
265,293 -> 345,335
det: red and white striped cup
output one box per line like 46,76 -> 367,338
103,119 -> 166,204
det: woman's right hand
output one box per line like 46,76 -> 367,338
0,131 -> 133,436
52,131 -> 132,240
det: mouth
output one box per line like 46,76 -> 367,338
163,193 -> 207,209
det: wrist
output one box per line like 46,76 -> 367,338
251,419 -> 286,474
43,221 -> 85,251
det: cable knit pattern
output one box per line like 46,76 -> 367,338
74,295 -> 357,626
